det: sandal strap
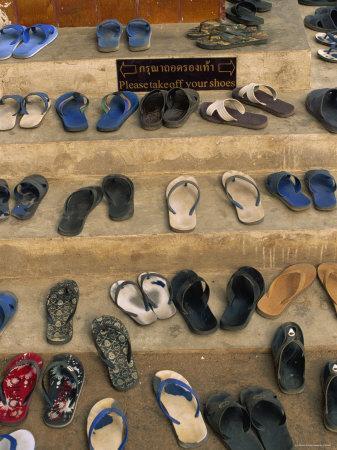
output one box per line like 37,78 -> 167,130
23,24 -> 56,45
273,324 -> 304,381
0,434 -> 17,450
245,390 -> 285,430
223,175 -> 261,210
21,92 -> 49,115
167,180 -> 200,216
96,20 -> 122,37
206,99 -> 245,122
88,406 -> 128,450
57,92 -> 89,117
0,95 -> 24,116
238,83 -> 277,106
234,0 -> 257,15
41,360 -> 79,407
307,171 -> 337,192
114,280 -> 153,312
1,24 -> 27,44
207,398 -> 250,435
101,92 -> 131,114
139,273 -> 173,305
178,276 -> 210,314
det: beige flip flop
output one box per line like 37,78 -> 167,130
87,398 -> 128,450
222,170 -> 264,224
166,176 -> 200,232
153,370 -> 208,448
318,263 -> 337,314
257,263 -> 317,319
0,94 -> 23,131
19,92 -> 50,129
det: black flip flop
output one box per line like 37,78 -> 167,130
240,386 -> 294,450
322,361 -> 337,431
140,89 -> 167,130
0,179 -> 10,221
226,1 -> 264,27
227,0 -> 272,12
102,174 -> 134,221
58,186 -> 103,236
272,322 -> 305,394
171,270 -> 218,334
220,266 -> 265,330
11,174 -> 48,220
205,392 -> 263,449
163,88 -> 199,128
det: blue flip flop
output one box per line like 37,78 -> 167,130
0,292 -> 18,334
126,19 -> 151,51
266,171 -> 311,211
55,92 -> 89,132
96,91 -> 139,132
0,24 -> 27,60
305,169 -> 337,210
13,24 -> 58,59
0,179 -> 10,221
96,19 -> 123,52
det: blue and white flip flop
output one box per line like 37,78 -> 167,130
266,171 -> 311,211
305,169 -> 337,210
0,24 -> 27,60
13,24 -> 58,59
55,92 -> 89,132
96,19 -> 123,52
97,91 -> 139,132
126,19 -> 151,51
0,292 -> 18,335
316,31 -> 337,45
0,430 -> 35,450
0,180 -> 10,221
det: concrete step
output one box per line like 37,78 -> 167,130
0,350 -> 335,449
0,0 -> 310,96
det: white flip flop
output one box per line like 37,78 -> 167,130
315,32 -> 337,45
166,175 -> 200,232
110,280 -> 157,325
0,430 -> 35,450
0,95 -> 23,131
19,92 -> 51,129
138,272 -> 176,320
87,398 -> 128,450
318,47 -> 337,62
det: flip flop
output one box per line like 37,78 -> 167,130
265,172 -> 311,211
0,430 -> 35,450
12,174 -> 49,220
0,180 -> 10,221
196,30 -> 268,50
42,354 -> 84,428
222,171 -> 264,224
318,262 -> 337,314
139,89 -> 167,130
304,9 -> 337,32
87,398 -> 128,450
199,99 -> 268,129
0,95 -> 24,131
138,272 -> 176,320
0,25 -> 26,60
226,1 -> 264,26
110,280 -> 157,325
322,361 -> 337,432
205,392 -> 263,450
126,19 -> 151,51
240,387 -> 294,450
46,280 -> 79,345
91,316 -> 139,391
0,292 -> 18,335
96,92 -> 139,132
300,0 -> 337,4
153,370 -> 207,448
19,92 -> 50,129
318,42 -> 337,61
257,264 -> 317,319
0,353 -> 43,425
316,31 -> 337,44
227,0 -> 272,12
232,83 -> 295,117
96,19 -> 123,52
166,176 -> 200,232
171,270 -> 218,334
163,88 -> 199,128
102,175 -> 134,221
306,88 -> 337,133
58,186 -> 103,236
13,24 -> 58,58
304,169 -> 336,210
186,21 -> 256,39
272,322 -> 305,394
55,92 -> 89,132
220,267 -> 265,330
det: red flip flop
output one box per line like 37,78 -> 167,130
0,352 -> 43,425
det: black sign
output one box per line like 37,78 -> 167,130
116,57 -> 236,92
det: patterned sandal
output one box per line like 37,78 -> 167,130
92,316 -> 139,391
42,354 -> 85,428
46,280 -> 79,345
197,29 -> 268,49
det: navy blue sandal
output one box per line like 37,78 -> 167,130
304,169 -> 336,210
0,179 -> 10,221
12,174 -> 49,220
96,19 -> 123,52
266,171 -> 311,211
55,92 -> 89,132
96,92 -> 139,132
0,292 -> 18,334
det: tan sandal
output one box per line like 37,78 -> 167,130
19,92 -> 50,129
318,263 -> 337,314
257,264 -> 317,318
0,94 -> 23,131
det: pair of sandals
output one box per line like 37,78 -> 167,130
110,272 -> 176,325
0,23 -> 58,60
0,93 -> 50,131
226,0 -> 272,27
0,175 -> 48,221
58,175 -> 134,236
305,6 -> 337,32
315,30 -> 337,61
55,91 -> 139,132
97,19 -> 151,52
306,87 -> 337,132
266,170 -> 336,211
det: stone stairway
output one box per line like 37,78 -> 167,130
1,0 -> 337,448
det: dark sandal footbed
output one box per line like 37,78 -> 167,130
0,179 -> 10,220
140,90 -> 167,130
322,361 -> 337,431
227,0 -> 272,12
304,10 -> 337,32
306,88 -> 337,133
304,169 -> 337,210
196,32 -> 268,49
12,174 -> 48,220
102,175 -> 134,221
226,2 -> 264,27
163,88 -> 200,128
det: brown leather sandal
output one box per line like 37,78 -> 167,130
318,263 -> 337,314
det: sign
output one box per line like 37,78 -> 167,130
116,57 -> 236,92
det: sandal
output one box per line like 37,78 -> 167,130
0,25 -> 26,60
226,1 -> 264,27
0,180 -> 10,221
304,169 -> 336,210
19,92 -> 50,129
304,9 -> 337,32
318,262 -> 337,314
0,292 -> 18,335
13,24 -> 58,58
227,0 -> 272,12
96,19 -> 123,52
322,361 -> 337,432
102,174 -> 134,221
46,280 -> 79,345
316,30 -> 337,44
266,171 -> 311,211
257,264 -> 317,318
0,430 -> 35,449
186,20 -> 255,39
153,370 -> 207,448
139,89 -> 167,130
12,174 -> 49,220
318,34 -> 337,60
300,0 -> 337,4
92,316 -> 139,391
0,95 -> 23,131
55,92 -> 89,132
42,354 -> 84,428
96,92 -> 139,132
126,19 -> 151,51
196,30 -> 268,49
306,87 -> 337,133
87,398 -> 128,450
272,322 -> 305,394
166,176 -> 200,232
222,171 -> 264,224
171,270 -> 218,334
138,272 -> 176,320
163,88 -> 199,128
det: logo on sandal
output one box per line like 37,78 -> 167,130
288,328 -> 295,337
